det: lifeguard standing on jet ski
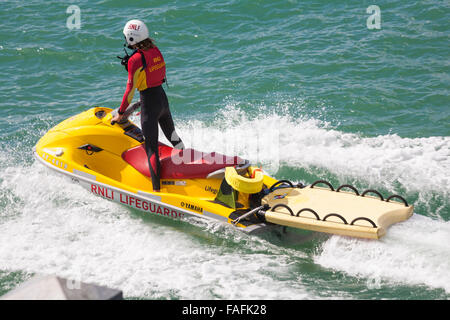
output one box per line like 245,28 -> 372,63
112,19 -> 184,192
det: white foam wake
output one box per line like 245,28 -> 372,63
0,162 -> 313,299
1,104 -> 448,298
166,104 -> 449,197
169,104 -> 450,294
314,214 -> 450,293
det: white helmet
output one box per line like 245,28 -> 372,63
123,19 -> 149,46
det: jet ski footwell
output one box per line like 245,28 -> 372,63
34,107 -> 413,240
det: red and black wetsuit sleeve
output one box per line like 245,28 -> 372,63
118,53 -> 143,114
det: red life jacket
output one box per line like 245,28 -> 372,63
119,46 -> 166,113
137,46 -> 166,89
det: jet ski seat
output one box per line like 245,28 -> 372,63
122,142 -> 247,180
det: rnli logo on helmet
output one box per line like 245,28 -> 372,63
128,24 -> 140,31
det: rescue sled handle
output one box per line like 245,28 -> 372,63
268,179 -> 409,207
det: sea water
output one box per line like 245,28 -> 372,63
0,1 -> 448,299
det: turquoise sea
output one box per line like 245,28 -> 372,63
0,0 -> 449,300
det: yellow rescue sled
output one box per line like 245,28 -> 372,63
258,181 -> 413,239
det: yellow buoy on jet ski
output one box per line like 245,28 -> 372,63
34,106 -> 413,239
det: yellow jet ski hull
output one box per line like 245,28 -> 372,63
34,107 -> 278,234
34,107 -> 413,239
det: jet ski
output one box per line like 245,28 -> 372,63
34,106 -> 413,239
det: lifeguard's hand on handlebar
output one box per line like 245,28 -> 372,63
111,112 -> 125,125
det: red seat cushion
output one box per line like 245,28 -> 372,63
122,142 -> 245,179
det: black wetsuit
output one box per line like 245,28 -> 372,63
118,46 -> 184,191
140,85 -> 184,191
